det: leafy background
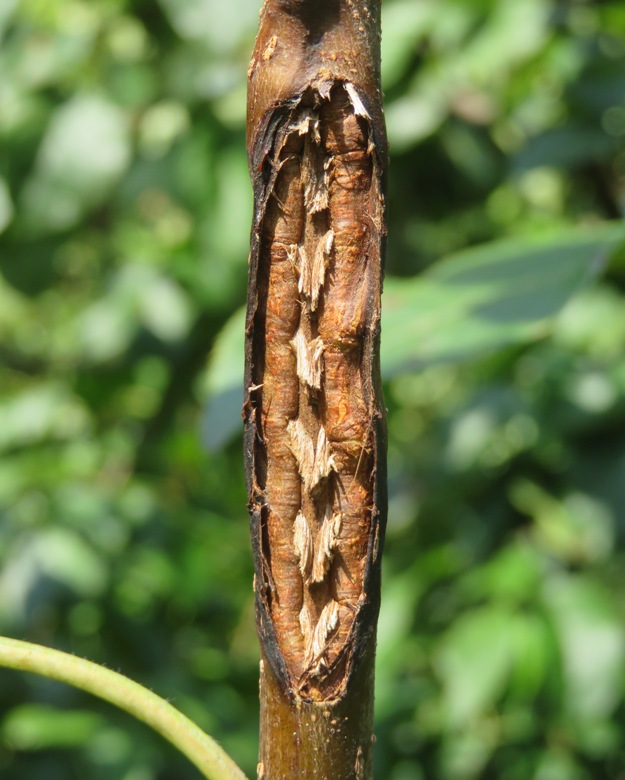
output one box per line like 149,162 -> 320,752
1,1 -> 625,778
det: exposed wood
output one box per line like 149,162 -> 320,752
244,1 -> 387,776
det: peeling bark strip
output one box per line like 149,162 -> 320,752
244,1 -> 387,777
248,51 -> 384,701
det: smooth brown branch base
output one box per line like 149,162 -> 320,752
257,652 -> 376,780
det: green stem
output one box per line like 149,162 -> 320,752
0,637 -> 248,780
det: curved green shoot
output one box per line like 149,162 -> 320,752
0,637 -> 248,780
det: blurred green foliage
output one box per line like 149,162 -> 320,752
1,1 -> 625,779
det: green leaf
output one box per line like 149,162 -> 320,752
544,575 -> 625,721
513,125 -> 616,171
436,606 -> 515,728
157,0 -> 257,53
21,94 -> 130,233
464,540 -> 542,605
1,704 -> 103,750
381,0 -> 434,89
0,384 -> 90,452
0,528 -> 107,623
138,276 -> 192,342
200,307 -> 245,451
460,0 -> 549,80
0,176 -> 14,234
382,224 -> 625,376
0,0 -> 17,39
534,749 -> 587,780
510,481 -> 616,564
509,612 -> 552,701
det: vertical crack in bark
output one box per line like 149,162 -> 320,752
246,81 -> 385,701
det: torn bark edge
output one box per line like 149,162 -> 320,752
243,79 -> 387,704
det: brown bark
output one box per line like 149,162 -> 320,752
243,1 -> 387,777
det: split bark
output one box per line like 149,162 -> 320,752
243,2 -> 387,777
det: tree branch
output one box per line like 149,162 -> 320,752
0,637 -> 247,780
244,0 -> 388,776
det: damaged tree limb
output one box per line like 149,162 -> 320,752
243,1 -> 387,777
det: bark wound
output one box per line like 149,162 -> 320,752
246,82 -> 384,701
